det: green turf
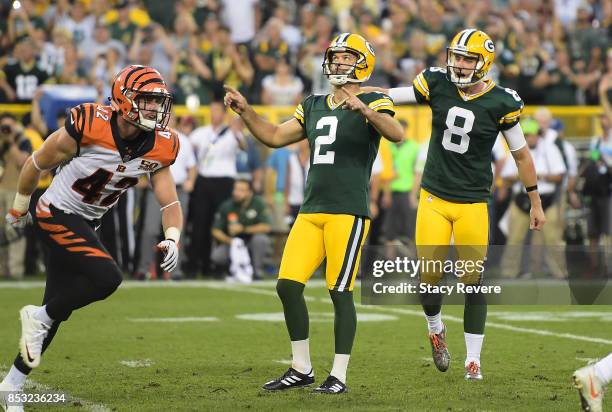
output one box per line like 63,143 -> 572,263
0,281 -> 610,411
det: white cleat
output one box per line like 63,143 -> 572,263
573,364 -> 604,412
19,305 -> 51,369
464,361 -> 483,381
0,380 -> 24,412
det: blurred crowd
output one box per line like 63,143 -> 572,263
0,0 -> 610,105
0,0 -> 610,281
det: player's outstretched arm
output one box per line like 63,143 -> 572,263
361,86 -> 418,105
223,85 -> 305,148
151,167 -> 183,272
9,127 -> 77,218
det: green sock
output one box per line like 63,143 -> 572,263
276,279 -> 309,341
464,292 -> 487,334
329,290 -> 357,354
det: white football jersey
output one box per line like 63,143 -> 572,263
41,103 -> 179,220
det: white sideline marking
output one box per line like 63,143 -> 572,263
0,366 -> 111,412
120,359 -> 154,368
127,317 -> 219,323
193,283 -> 612,346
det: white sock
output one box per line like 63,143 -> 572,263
330,354 -> 350,384
33,305 -> 53,326
3,366 -> 27,390
594,353 -> 612,386
464,332 -> 484,366
425,312 -> 442,334
290,339 -> 312,374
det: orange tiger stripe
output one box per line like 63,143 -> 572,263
38,222 -> 68,232
50,231 -> 86,245
66,246 -> 111,259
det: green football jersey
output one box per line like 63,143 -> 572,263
414,67 -> 524,202
293,92 -> 395,217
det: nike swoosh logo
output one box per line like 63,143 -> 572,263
25,343 -> 35,363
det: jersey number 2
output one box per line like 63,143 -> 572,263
72,169 -> 138,206
313,116 -> 337,164
442,106 -> 474,154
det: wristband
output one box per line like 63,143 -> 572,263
525,185 -> 538,192
164,226 -> 181,243
12,193 -> 31,213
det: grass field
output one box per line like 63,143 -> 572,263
0,280 -> 610,411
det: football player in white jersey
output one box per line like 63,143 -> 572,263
1,65 -> 183,411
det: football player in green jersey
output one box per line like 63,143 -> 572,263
224,33 -> 403,393
366,29 -> 546,380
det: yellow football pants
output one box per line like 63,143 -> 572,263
415,189 -> 488,285
279,213 -> 370,291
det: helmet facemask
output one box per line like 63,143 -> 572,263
322,48 -> 367,86
122,89 -> 173,131
446,48 -> 486,88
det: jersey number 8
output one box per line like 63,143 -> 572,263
442,106 -> 475,154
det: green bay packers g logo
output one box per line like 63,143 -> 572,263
366,41 -> 375,56
484,39 -> 495,53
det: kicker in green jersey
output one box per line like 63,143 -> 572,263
414,66 -> 524,202
293,92 -> 395,217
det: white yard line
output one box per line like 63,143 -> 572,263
0,366 -> 111,412
127,317 -> 219,323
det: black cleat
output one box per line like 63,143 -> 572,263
313,375 -> 347,394
262,367 -> 314,391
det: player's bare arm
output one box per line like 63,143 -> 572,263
223,85 -> 305,148
151,166 -> 183,272
339,87 -> 404,142
151,166 -> 183,234
8,127 -> 77,218
362,86 -> 418,105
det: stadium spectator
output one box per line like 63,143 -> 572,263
211,178 -> 271,279
0,113 -> 32,279
6,0 -> 45,44
207,25 -> 254,99
235,121 -> 265,194
169,35 -> 213,106
384,131 -> 420,244
107,1 -> 138,47
38,27 -> 72,77
272,3 -> 302,54
298,13 -> 334,94
265,146 -> 291,234
57,0 -> 96,47
220,0 -> 261,46
128,23 -> 176,83
261,58 -> 304,106
500,119 -> 567,279
0,36 -> 48,103
285,139 -> 310,226
78,22 -> 126,74
45,44 -> 86,85
187,101 -> 246,277
253,18 -> 291,101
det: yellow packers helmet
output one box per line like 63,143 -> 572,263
322,33 -> 376,86
447,29 -> 495,87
